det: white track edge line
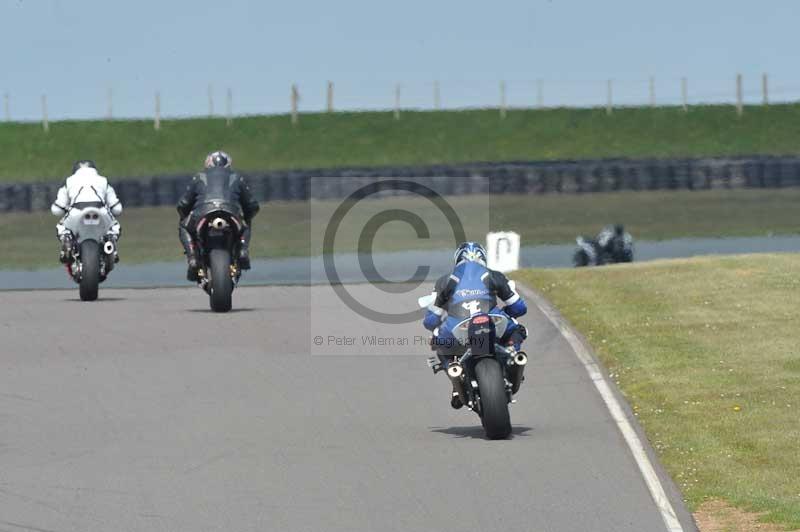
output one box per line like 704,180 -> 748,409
519,284 -> 685,532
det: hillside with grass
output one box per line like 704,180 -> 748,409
2,104 -> 800,182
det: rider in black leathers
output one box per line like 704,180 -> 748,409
596,224 -> 633,263
177,151 -> 260,281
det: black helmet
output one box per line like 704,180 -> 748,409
72,160 -> 97,173
614,224 -> 625,236
204,150 -> 232,169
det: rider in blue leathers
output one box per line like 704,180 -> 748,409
423,242 -> 528,409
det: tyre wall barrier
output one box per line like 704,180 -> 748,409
2,155 -> 800,213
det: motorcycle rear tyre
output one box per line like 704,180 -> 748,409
209,249 -> 233,313
79,240 -> 100,302
476,358 -> 512,439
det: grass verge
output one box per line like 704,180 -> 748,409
514,254 -> 800,529
2,104 -> 800,182
2,188 -> 798,270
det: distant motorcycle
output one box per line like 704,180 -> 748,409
573,234 -> 633,267
192,202 -> 244,312
418,290 -> 527,440
61,201 -> 118,301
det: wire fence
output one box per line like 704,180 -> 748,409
3,74 -> 800,128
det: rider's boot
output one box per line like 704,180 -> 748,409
238,245 -> 251,270
179,224 -> 200,282
186,251 -> 200,282
59,233 -> 73,264
238,226 -> 252,270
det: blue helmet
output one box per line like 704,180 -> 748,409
454,242 -> 487,265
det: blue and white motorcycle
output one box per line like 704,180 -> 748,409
418,287 -> 528,440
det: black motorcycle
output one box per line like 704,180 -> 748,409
193,205 -> 244,312
573,235 -> 634,267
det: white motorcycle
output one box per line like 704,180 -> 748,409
61,201 -> 118,301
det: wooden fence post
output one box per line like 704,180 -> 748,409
434,80 -> 441,110
606,79 -> 613,115
649,76 -> 655,107
326,81 -> 334,113
762,73 -> 769,106
681,77 -> 688,112
500,80 -> 507,119
291,84 -> 299,125
208,84 -> 214,117
394,83 -> 401,120
41,94 -> 49,132
736,73 -> 743,116
154,91 -> 161,130
536,79 -> 543,108
226,88 -> 232,126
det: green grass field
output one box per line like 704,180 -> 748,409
2,188 -> 797,270
515,255 -> 800,529
2,104 -> 800,182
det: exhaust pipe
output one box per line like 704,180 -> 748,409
210,217 -> 229,230
446,363 -> 468,407
508,351 -> 528,394
103,240 -> 115,255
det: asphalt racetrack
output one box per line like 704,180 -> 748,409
0,283 -> 697,532
2,235 -> 798,290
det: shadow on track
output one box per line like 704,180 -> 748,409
430,425 -> 533,440
63,297 -> 128,302
185,308 -> 258,313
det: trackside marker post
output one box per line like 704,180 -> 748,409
154,91 -> 161,131
500,81 -> 507,119
736,73 -> 743,116
649,76 -> 655,107
536,79 -> 543,108
41,94 -> 49,132
486,231 -> 520,273
226,88 -> 232,127
291,84 -> 299,125
394,83 -> 401,120
681,77 -> 688,112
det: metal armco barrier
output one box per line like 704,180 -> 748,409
2,155 -> 800,213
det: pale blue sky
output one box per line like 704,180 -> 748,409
2,0 -> 798,120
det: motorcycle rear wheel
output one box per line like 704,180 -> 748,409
475,358 -> 512,439
573,249 -> 590,267
208,249 -> 233,313
79,240 -> 100,302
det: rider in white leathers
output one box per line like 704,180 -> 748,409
51,160 -> 123,263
